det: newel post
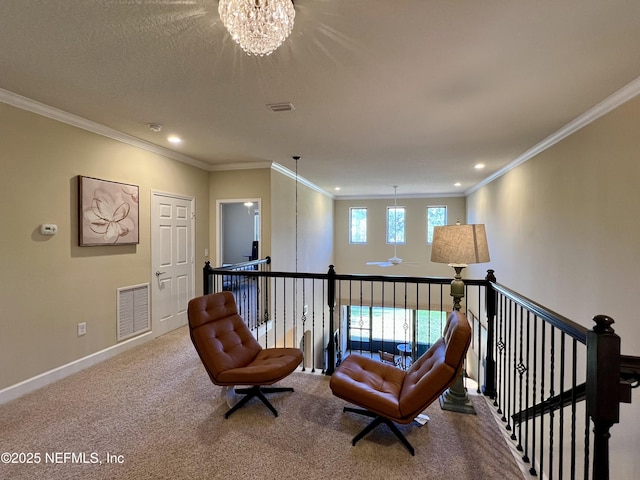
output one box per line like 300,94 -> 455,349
586,315 -> 621,480
326,265 -> 337,375
203,261 -> 212,295
483,269 -> 497,398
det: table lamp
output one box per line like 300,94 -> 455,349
430,222 -> 490,413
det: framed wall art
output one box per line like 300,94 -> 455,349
78,176 -> 139,246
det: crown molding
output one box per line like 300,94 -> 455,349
336,192 -> 465,201
208,161 -> 273,171
466,75 -> 640,196
270,162 -> 333,198
0,88 -> 211,170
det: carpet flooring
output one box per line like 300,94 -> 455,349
0,327 -> 524,479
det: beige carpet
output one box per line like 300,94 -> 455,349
0,327 -> 524,480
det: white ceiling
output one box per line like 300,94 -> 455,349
2,0 -> 640,197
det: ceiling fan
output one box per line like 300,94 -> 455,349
367,186 -> 407,268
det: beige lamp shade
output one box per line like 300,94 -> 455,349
430,224 -> 490,265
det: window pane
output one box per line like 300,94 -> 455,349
427,206 -> 447,243
350,207 -> 367,243
387,207 -> 405,244
348,306 -> 371,342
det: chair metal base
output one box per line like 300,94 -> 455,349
223,385 -> 294,419
343,407 -> 415,456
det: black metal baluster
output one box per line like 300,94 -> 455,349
502,297 -> 510,424
540,321 -> 547,478
549,326 -> 556,480
392,282 -> 397,358
522,310 -> 531,464
272,277 -> 279,350
508,299 -> 516,437
283,278 -> 288,347
381,282 -> 386,356
571,339 -> 577,480
558,333 -> 566,479
476,287 -> 481,393
516,305 -> 526,450
311,278 -> 316,372
505,298 -> 512,428
530,314 -> 538,477
496,294 -> 505,415
301,279 -> 307,372
321,278 -> 327,374
263,273 -> 270,346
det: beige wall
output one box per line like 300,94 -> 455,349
270,170 -> 334,364
467,95 -> 640,479
270,171 -> 334,274
334,196 -> 466,276
0,102 -> 210,390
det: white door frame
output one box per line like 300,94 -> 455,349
151,190 -> 195,337
216,197 -> 260,266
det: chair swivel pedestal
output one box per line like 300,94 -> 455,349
225,385 -> 295,419
343,407 -> 416,456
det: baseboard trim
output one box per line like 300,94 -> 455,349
0,331 -> 154,405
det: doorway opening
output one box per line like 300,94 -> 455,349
216,199 -> 260,266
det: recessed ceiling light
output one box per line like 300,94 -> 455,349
167,135 -> 182,144
454,182 -> 461,187
474,163 -> 485,169
334,187 -> 341,191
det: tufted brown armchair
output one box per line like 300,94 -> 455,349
188,291 -> 303,418
329,310 -> 472,455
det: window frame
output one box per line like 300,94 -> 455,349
349,207 -> 368,244
386,205 -> 406,245
426,205 -> 447,244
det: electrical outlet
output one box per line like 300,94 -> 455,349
77,322 -> 86,337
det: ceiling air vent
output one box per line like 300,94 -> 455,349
266,102 -> 295,112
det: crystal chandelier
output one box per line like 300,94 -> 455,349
218,0 -> 295,57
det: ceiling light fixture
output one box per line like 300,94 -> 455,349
167,136 -> 182,144
218,0 -> 295,57
474,163 -> 485,170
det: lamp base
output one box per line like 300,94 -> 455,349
439,372 -> 476,415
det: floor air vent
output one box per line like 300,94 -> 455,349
117,283 -> 150,342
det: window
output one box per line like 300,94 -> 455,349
349,207 -> 367,243
347,305 -> 447,353
427,206 -> 447,244
387,206 -> 405,244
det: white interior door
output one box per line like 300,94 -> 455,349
151,191 -> 194,337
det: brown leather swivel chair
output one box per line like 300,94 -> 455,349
329,310 -> 472,455
188,291 -> 303,418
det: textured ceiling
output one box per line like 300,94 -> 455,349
1,0 -> 640,197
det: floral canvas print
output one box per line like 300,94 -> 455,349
79,176 -> 139,246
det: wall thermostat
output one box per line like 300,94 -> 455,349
40,224 -> 58,235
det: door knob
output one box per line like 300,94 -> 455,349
155,271 -> 166,277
